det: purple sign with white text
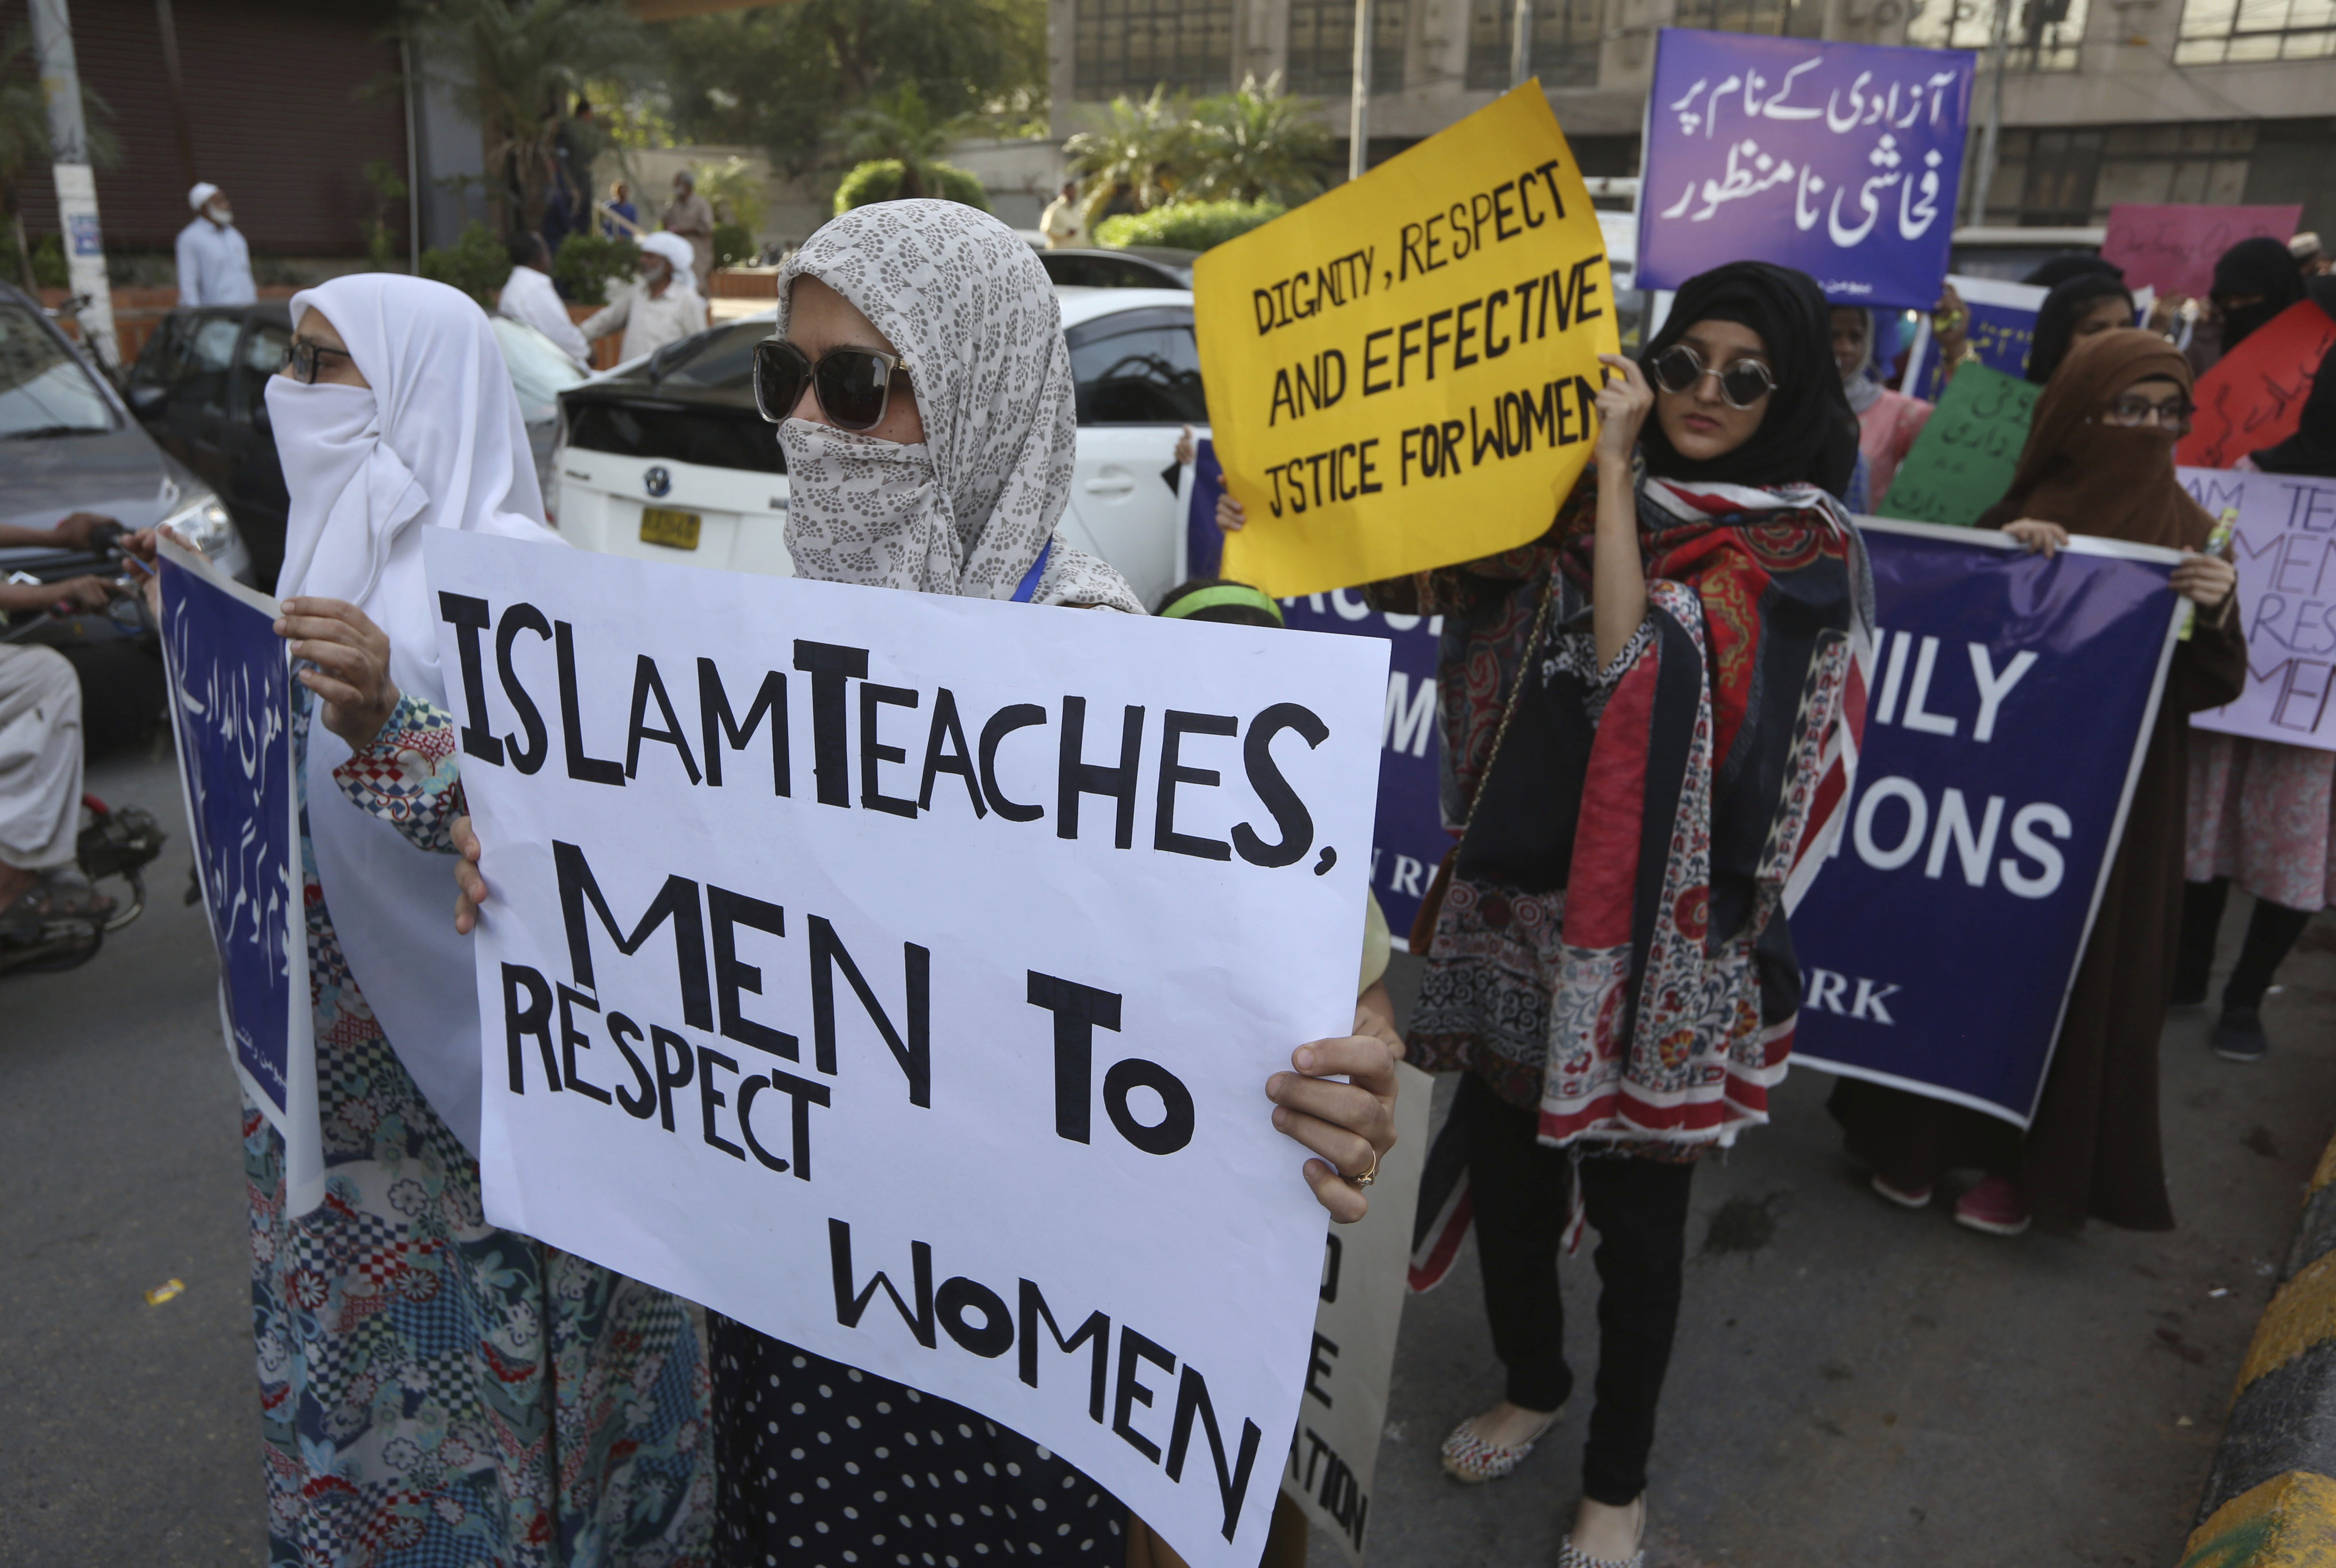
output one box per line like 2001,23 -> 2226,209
1636,30 -> 1973,310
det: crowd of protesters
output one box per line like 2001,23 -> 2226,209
26,181 -> 2324,1568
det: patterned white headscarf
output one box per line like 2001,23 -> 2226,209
775,201 -> 1141,613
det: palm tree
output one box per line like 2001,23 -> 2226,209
838,82 -> 952,200
1062,86 -> 1192,227
403,0 -> 644,237
1184,74 -> 1331,207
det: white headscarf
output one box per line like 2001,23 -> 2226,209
188,181 -> 220,212
776,200 -> 1141,613
640,230 -> 697,296
271,272 -> 559,1155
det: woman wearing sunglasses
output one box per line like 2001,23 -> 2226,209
1834,329 -> 2242,1238
451,200 -> 1400,1568
1218,260 -> 1871,1566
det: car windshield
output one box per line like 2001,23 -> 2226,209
491,315 -> 590,423
650,320 -> 769,391
0,305 -> 114,439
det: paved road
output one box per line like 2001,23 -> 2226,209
4,742 -> 2332,1567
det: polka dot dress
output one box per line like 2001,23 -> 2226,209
708,1312 -> 1125,1568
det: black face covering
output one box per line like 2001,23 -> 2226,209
2212,236 -> 2307,352
2028,275 -> 2135,386
1637,260 -> 1860,500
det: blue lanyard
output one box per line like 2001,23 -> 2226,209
1010,539 -> 1052,603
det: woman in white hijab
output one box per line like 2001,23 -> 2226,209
243,273 -> 710,1566
453,200 -> 1398,1568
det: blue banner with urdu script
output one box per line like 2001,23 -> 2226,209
1635,30 -> 1973,310
160,551 -> 303,1120
1790,520 -> 2183,1124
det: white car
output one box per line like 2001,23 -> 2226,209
547,287 -> 1210,612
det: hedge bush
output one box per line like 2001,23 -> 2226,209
713,221 -> 755,269
416,221 -> 508,306
552,233 -> 640,306
832,159 -> 992,216
1094,200 -> 1284,253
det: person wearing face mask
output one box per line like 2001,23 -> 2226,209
1832,330 -> 2243,1238
174,181 -> 256,309
448,200 -> 1401,1568
2027,272 -> 2138,386
187,273 -> 714,1565
660,167 -> 718,292
578,229 -> 707,363
2201,236 -> 2308,371
1832,306 -> 1931,508
1224,261 -> 1874,1568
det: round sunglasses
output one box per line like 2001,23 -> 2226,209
752,340 -> 912,431
1647,344 -> 1778,410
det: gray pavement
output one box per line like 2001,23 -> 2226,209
4,741 -> 2331,1568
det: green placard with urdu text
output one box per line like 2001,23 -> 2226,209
1876,364 -> 2040,529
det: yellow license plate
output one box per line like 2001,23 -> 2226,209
640,506 -> 701,550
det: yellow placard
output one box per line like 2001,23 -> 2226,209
1194,85 -> 1618,599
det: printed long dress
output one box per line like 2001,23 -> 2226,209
248,690 -> 713,1568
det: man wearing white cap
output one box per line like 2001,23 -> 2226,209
175,182 -> 256,308
577,230 -> 706,363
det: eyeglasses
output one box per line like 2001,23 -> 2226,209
2103,394 -> 2194,431
751,340 -> 911,431
1647,344 -> 1777,410
280,340 -> 357,384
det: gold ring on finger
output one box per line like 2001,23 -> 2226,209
1346,1145 -> 1379,1189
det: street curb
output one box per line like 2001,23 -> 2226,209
2182,1136 -> 2336,1562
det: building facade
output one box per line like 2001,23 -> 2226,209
1049,0 -> 2336,237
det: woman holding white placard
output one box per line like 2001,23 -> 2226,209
450,201 -> 1401,1568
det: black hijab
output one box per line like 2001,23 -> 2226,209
2024,253 -> 2124,290
2212,237 -> 2307,351
2252,337 -> 2336,477
1638,260 -> 1860,500
2028,274 -> 2136,385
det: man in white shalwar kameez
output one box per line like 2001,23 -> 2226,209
175,182 -> 257,308
495,233 -> 592,366
0,554 -> 126,932
578,231 -> 707,363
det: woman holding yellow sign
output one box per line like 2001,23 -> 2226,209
1228,261 -> 1871,1564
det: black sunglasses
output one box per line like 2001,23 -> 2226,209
1647,344 -> 1778,410
752,340 -> 912,432
280,340 -> 357,385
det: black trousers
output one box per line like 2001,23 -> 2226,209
2177,877 -> 2313,1012
1457,1073 -> 1696,1506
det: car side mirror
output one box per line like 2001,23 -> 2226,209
127,384 -> 167,419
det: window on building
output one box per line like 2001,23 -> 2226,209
1072,0 -> 1236,99
1905,0 -> 2089,69
2175,0 -> 2336,62
1287,0 -> 1409,95
1463,0 -> 1603,89
1979,122 -> 2259,225
1669,0 -> 1787,34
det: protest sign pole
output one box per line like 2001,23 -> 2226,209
1970,0 -> 2008,225
1349,0 -> 1373,180
1509,0 -> 1532,85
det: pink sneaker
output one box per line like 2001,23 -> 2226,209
1954,1176 -> 2030,1236
1870,1173 -> 1933,1209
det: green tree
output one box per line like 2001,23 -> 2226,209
833,159 -> 990,214
696,154 -> 765,235
416,219 -> 509,304
838,83 -> 952,200
1,26 -> 118,291
1062,86 -> 1192,228
1184,74 -> 1331,208
663,0 -> 1044,175
402,0 -> 645,237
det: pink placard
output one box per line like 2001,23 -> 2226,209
2100,203 -> 2301,299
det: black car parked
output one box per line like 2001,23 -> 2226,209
125,303 -> 295,588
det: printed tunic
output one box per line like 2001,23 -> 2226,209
248,690 -> 712,1568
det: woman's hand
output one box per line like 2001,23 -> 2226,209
1593,352 -> 1653,466
1267,1034 -> 1399,1224
2002,518 -> 2070,558
277,596 -> 400,749
1354,979 -> 1404,1061
2171,548 -> 2237,610
453,815 -> 489,934
1172,424 -> 1195,467
1216,492 -> 1246,534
